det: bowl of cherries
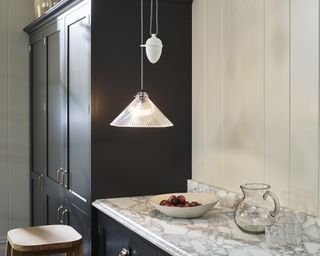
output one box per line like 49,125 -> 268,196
150,193 -> 220,218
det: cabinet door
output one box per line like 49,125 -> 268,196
129,235 -> 157,256
30,33 -> 46,177
67,201 -> 91,256
66,4 -> 91,202
97,214 -> 129,256
30,171 -> 46,225
44,20 -> 68,186
46,184 -> 64,225
97,213 -> 157,256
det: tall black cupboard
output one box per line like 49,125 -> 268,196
24,0 -> 192,255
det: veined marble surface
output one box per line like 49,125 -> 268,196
92,180 -> 320,256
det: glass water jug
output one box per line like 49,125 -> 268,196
234,183 -> 280,234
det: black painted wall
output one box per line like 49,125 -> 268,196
91,0 -> 192,199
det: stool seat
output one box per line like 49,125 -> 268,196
6,225 -> 83,256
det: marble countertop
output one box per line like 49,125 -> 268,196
92,180 -> 320,256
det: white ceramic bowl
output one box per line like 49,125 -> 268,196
150,193 -> 220,218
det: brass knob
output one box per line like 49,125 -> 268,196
119,248 -> 129,256
60,209 -> 68,224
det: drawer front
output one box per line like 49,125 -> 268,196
97,212 -> 158,256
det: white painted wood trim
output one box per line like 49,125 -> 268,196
290,0 -> 319,215
264,0 -> 290,207
0,236 -> 7,255
192,0 -> 205,182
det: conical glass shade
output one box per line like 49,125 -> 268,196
110,91 -> 173,128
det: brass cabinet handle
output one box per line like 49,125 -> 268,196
40,174 -> 44,190
57,205 -> 63,223
56,168 -> 66,185
56,168 -> 62,184
38,174 -> 44,190
119,248 -> 129,256
37,175 -> 41,188
60,209 -> 68,224
61,170 -> 68,188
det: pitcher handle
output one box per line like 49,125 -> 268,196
263,191 -> 280,218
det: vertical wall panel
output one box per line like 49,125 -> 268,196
222,0 -> 265,192
8,0 -> 31,228
0,0 -> 31,253
265,0 -> 290,206
290,0 -> 319,215
0,0 -> 10,246
203,0 -> 222,186
192,0 -> 205,181
221,0 -> 245,191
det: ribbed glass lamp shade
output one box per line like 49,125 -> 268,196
110,91 -> 173,128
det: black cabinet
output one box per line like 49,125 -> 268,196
67,201 -> 91,256
45,19 -> 68,186
66,5 -> 91,202
25,0 -> 191,255
28,3 -> 92,248
96,211 -> 169,256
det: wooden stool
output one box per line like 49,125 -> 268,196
6,225 -> 83,256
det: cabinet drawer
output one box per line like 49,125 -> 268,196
97,213 -> 157,256
129,234 -> 157,256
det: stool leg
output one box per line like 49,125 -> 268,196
10,248 -> 19,256
5,241 -> 11,256
74,245 -> 84,256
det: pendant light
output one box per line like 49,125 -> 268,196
110,0 -> 173,128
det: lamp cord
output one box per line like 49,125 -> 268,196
140,0 -> 144,91
149,0 -> 159,35
141,0 -> 159,91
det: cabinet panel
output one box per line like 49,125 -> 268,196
129,234 -> 157,256
30,171 -> 45,226
66,5 -> 91,202
31,37 -> 46,176
97,213 -> 157,256
45,20 -> 68,186
46,186 -> 64,225
103,227 -> 129,256
97,214 -> 129,256
68,202 -> 91,256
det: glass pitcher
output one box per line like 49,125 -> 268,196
234,183 -> 280,234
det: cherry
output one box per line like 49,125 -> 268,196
177,195 -> 186,205
158,195 -> 203,207
184,201 -> 191,207
168,195 -> 178,206
190,201 -> 201,207
160,200 -> 169,206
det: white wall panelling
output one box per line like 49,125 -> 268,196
0,3 -> 10,253
192,0 -> 320,215
222,0 -> 265,189
0,0 -> 32,253
290,0 -> 319,215
264,0 -> 290,207
192,0 -> 205,182
0,237 -> 6,255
